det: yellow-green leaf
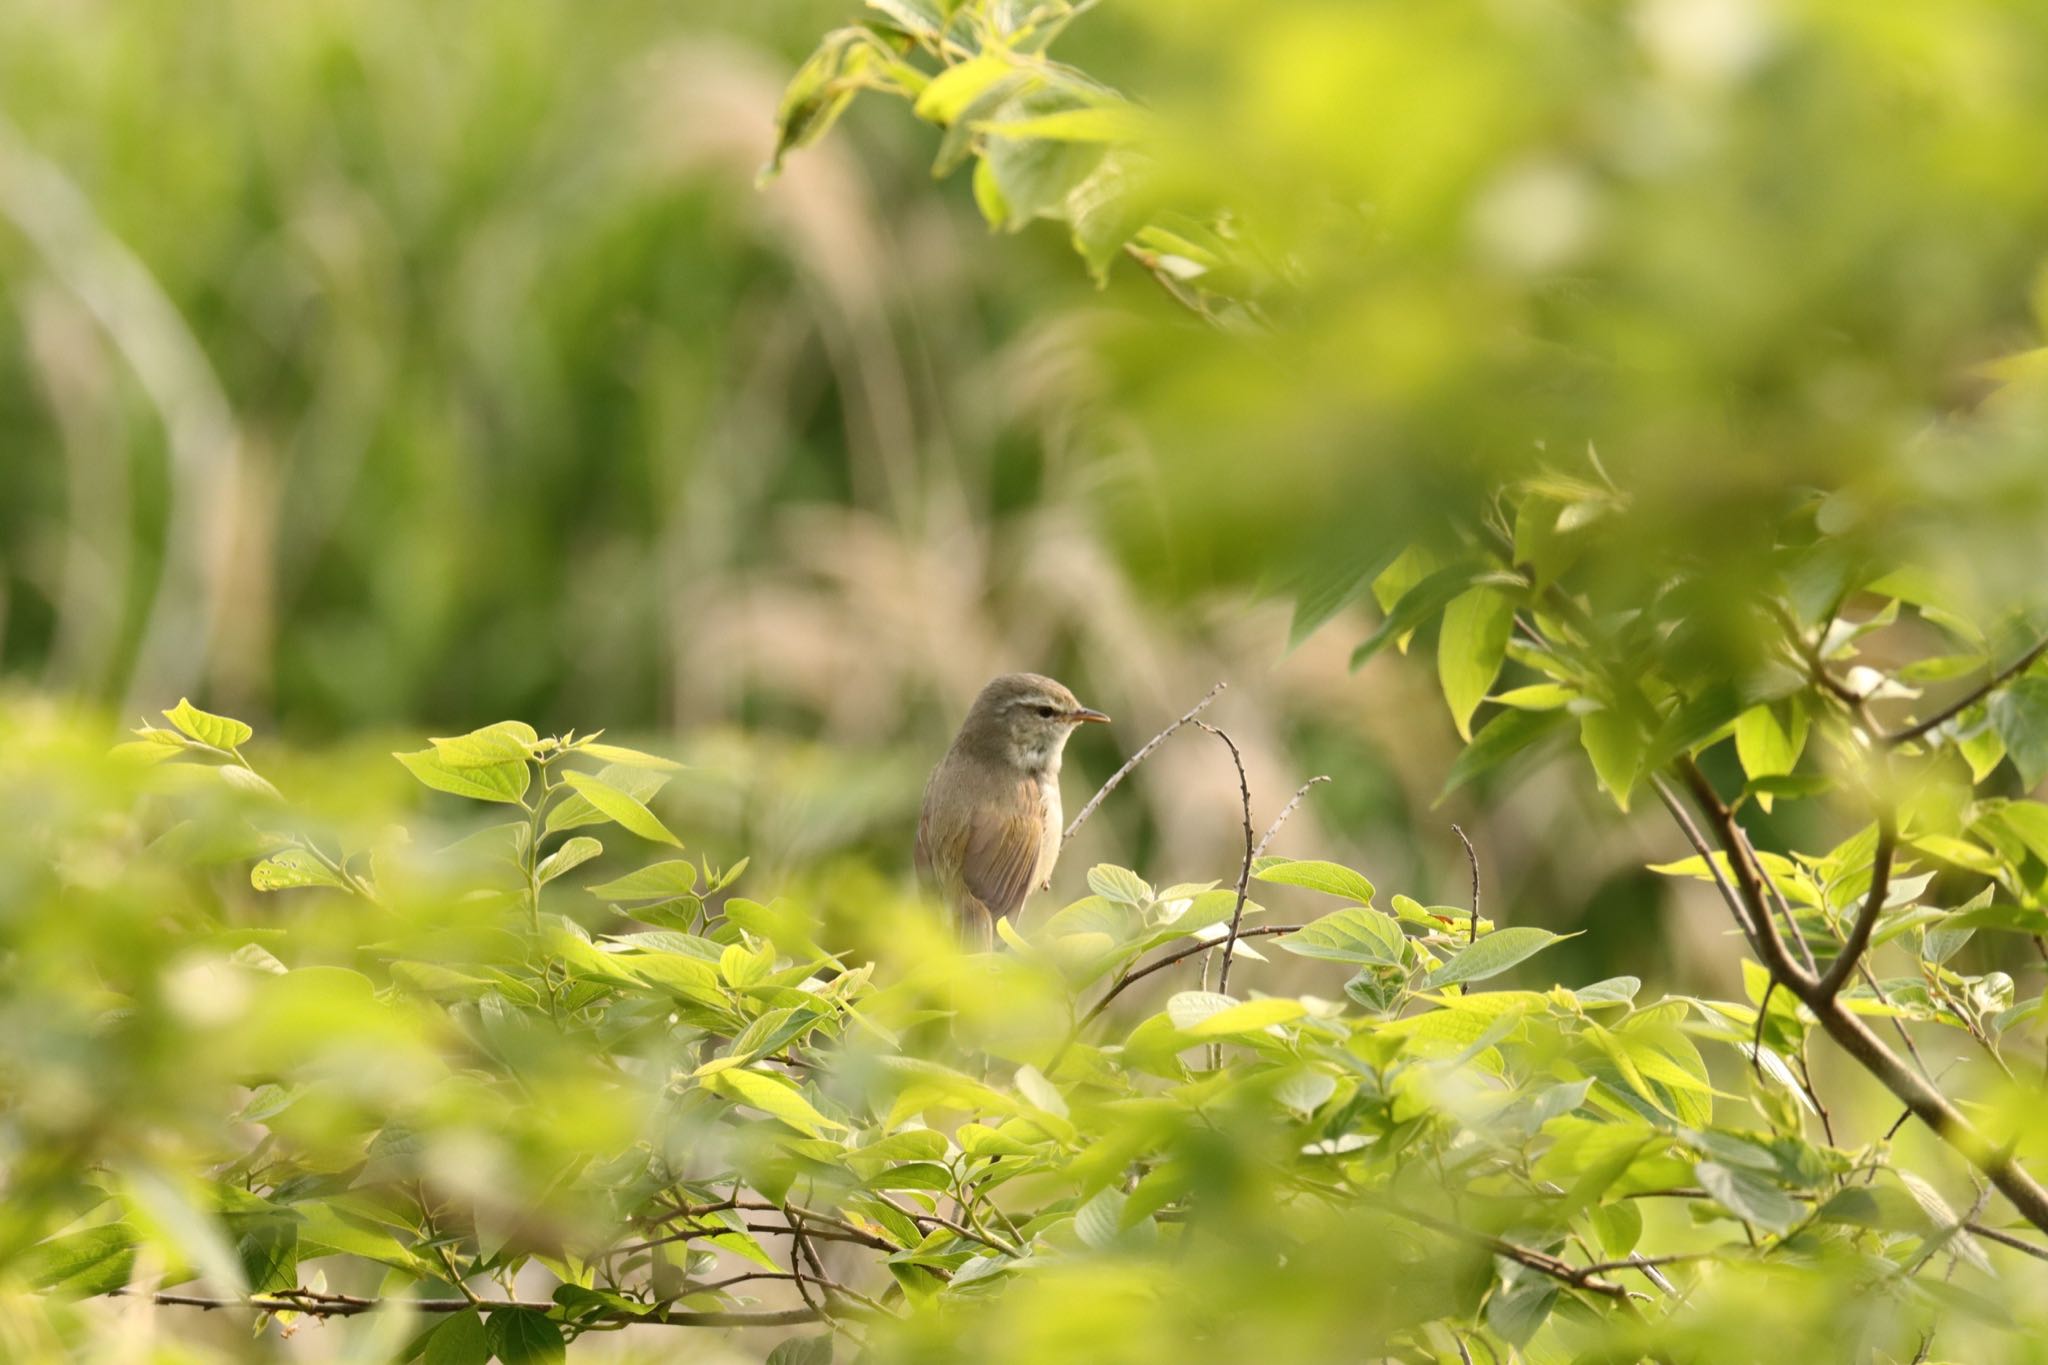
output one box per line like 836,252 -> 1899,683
587,860 -> 698,900
709,1068 -> 845,1137
164,698 -> 252,750
1182,997 -> 1306,1037
394,749 -> 531,805
1438,587 -> 1515,741
560,770 -> 680,846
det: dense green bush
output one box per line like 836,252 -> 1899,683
9,652 -> 2048,1360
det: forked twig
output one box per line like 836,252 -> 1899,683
1064,682 -> 1226,842
1196,720 -> 1256,997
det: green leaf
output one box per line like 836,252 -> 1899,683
1991,677 -> 2048,789
983,92 -> 1107,223
1695,1160 -> 1798,1233
1578,707 -> 1641,811
1087,864 -> 1153,906
1074,1187 -> 1128,1250
422,1307 -> 490,1365
972,156 -> 1011,228
394,749 -> 530,805
1491,683 -> 1576,710
163,698 -> 252,750
914,52 -> 1014,124
1274,906 -> 1404,965
1735,701 -> 1807,781
225,1208 -> 298,1294
560,770 -> 681,847
1288,543 -> 1397,648
1421,927 -> 1571,990
576,741 -> 681,771
769,29 -> 874,173
1165,991 -> 1238,1032
866,0 -> 944,39
1181,996 -> 1306,1037
1437,587 -> 1515,740
544,764 -> 669,834
250,848 -> 346,892
1351,563 -> 1482,669
1251,858 -> 1374,904
767,1335 -> 835,1365
1273,1069 -> 1338,1116
720,940 -> 775,988
1485,1272 -> 1557,1348
1589,1199 -> 1642,1257
980,102 -> 1153,143
428,721 -> 538,768
486,1306 -> 565,1365
1438,707 -> 1572,803
709,1068 -> 846,1137
535,836 -> 603,885
21,1224 -> 136,1297
587,859 -> 698,900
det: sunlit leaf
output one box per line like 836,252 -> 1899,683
1421,927 -> 1573,990
163,698 -> 252,751
560,770 -> 681,847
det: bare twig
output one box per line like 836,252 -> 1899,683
1673,760 -> 1814,990
1379,1200 -> 1628,1301
1885,637 -> 2048,748
869,1190 -> 1023,1260
1252,776 -> 1331,861
1195,720 -> 1256,998
1729,820 -> 1819,974
1750,978 -> 1777,1082
114,1290 -> 818,1327
1073,925 -> 1304,1031
1967,1222 -> 2048,1263
1064,682 -> 1226,842
1451,823 -> 1480,943
781,1206 -> 834,1331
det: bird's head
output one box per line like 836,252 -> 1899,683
958,673 -> 1110,776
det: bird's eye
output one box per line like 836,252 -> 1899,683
1036,704 -> 1057,718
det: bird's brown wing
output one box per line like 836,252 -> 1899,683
957,779 -> 1044,922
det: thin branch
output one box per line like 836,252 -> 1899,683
1195,720 -> 1256,998
1673,760 -> 1815,991
1252,776 -> 1331,861
869,1191 -> 1023,1260
1885,637 -> 2048,748
1064,681 -> 1226,842
1967,1222 -> 2048,1263
116,1291 -> 819,1327
1729,820 -> 1818,975
1451,823 -> 1480,943
1073,925 -> 1303,1032
1575,1251 -> 1714,1278
1649,774 -> 1773,971
1380,1201 -> 1628,1301
1663,762 -> 2048,1236
1816,813 -> 1897,1001
781,1206 -> 833,1330
1750,978 -> 1777,1082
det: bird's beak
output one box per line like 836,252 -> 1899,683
1068,706 -> 1111,725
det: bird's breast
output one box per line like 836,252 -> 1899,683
1033,775 -> 1063,890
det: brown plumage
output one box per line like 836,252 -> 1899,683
915,673 -> 1110,949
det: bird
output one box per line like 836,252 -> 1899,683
915,673 -> 1110,949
